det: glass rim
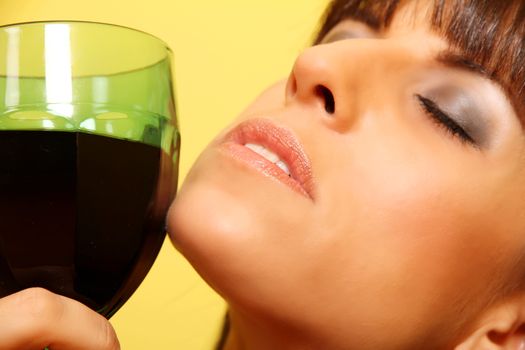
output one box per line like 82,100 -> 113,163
0,19 -> 173,55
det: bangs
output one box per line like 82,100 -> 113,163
315,0 -> 525,118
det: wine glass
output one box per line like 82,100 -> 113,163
0,21 -> 179,318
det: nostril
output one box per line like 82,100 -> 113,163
315,85 -> 335,114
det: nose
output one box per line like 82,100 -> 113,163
286,43 -> 356,131
286,37 -> 420,133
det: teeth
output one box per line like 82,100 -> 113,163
245,143 -> 291,176
275,160 -> 291,175
245,143 -> 279,163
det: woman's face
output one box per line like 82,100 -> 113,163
168,3 -> 525,348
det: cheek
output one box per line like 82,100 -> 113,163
309,133 -> 524,336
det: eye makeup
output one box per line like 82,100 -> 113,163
322,30 -> 362,43
320,20 -> 377,44
418,85 -> 490,148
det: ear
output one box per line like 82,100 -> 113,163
455,296 -> 525,350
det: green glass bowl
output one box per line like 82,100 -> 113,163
0,21 -> 179,318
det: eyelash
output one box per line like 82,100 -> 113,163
415,94 -> 476,146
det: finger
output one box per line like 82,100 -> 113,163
0,288 -> 120,350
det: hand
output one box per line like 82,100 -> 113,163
0,288 -> 120,350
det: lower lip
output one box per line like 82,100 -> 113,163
219,141 -> 309,198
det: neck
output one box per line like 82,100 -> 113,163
221,308 -> 320,350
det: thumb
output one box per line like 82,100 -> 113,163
0,288 -> 120,350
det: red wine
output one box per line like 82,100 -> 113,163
0,130 -> 178,317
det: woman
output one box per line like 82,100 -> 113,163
4,0 -> 525,349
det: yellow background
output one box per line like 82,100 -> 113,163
0,1 -> 329,348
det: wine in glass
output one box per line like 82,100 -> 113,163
0,21 -> 179,318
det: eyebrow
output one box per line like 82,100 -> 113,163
437,53 -> 490,79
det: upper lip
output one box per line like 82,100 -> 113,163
222,118 -> 315,199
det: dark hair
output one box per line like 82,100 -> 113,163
315,0 -> 525,120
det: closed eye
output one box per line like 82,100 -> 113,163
415,94 -> 477,147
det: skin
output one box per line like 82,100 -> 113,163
3,2 -> 525,350
168,2 -> 525,350
0,288 -> 120,350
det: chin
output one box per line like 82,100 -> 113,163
166,144 -> 315,314
167,167 -> 244,292
166,146 -> 269,299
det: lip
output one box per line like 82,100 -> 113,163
219,118 -> 314,200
